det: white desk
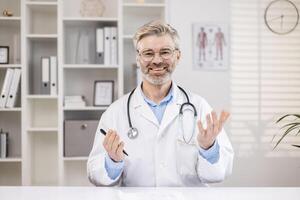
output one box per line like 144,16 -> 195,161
0,187 -> 299,200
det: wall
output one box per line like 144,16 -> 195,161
168,0 -> 300,186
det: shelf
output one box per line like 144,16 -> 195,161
63,106 -> 108,111
0,17 -> 21,21
0,108 -> 21,112
0,158 -> 22,163
26,95 -> 58,99
63,157 -> 88,161
63,64 -> 119,69
26,34 -> 58,41
63,17 -> 118,22
0,64 -> 22,68
26,1 -> 58,7
123,3 -> 165,7
27,127 -> 58,132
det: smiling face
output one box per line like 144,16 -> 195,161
136,34 -> 181,86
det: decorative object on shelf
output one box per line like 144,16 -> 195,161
80,0 -> 105,17
273,114 -> 300,149
264,0 -> 299,35
2,9 -> 13,17
93,80 -> 114,106
0,129 -> 8,158
0,46 -> 9,64
64,95 -> 86,108
192,23 -> 228,70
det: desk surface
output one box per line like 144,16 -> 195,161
0,187 -> 300,200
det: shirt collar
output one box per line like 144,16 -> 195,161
141,82 -> 174,107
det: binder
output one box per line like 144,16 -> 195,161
104,27 -> 111,65
0,130 -> 8,158
41,57 -> 50,94
110,27 -> 118,66
5,68 -> 21,108
0,68 -> 14,108
96,28 -> 104,56
50,56 -> 57,96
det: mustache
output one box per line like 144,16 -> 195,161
146,63 -> 169,69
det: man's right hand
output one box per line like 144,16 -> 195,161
102,129 -> 125,162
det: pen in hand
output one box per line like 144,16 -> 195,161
100,129 -> 129,156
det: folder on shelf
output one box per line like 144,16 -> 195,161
5,69 -> 21,108
0,68 -> 14,108
41,57 -> 50,94
0,130 -> 8,158
50,56 -> 57,96
104,27 -> 111,65
110,27 -> 118,66
96,28 -> 104,56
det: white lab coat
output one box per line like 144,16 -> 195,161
87,82 -> 234,187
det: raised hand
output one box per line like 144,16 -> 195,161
102,129 -> 125,162
197,110 -> 230,149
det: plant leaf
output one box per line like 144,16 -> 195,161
273,124 -> 300,149
276,114 -> 300,123
292,144 -> 300,148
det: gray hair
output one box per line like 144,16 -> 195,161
133,20 -> 180,50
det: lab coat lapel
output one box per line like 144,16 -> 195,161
158,84 -> 184,137
132,85 -> 159,127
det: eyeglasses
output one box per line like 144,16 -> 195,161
137,47 -> 178,62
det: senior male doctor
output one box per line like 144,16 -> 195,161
87,20 -> 234,187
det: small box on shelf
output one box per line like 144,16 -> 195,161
64,120 -> 98,157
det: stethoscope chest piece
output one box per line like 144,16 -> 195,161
128,127 -> 139,139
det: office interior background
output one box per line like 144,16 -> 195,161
0,0 -> 299,187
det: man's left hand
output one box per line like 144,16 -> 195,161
197,110 -> 230,150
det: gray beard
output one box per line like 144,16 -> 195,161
142,70 -> 172,86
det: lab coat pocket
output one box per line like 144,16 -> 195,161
175,138 -> 199,184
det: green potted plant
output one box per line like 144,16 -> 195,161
274,114 -> 300,149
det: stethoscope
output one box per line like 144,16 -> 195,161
127,85 -> 198,144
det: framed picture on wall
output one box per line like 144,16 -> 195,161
192,23 -> 229,70
93,80 -> 114,106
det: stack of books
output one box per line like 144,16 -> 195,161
0,129 -> 8,158
0,68 -> 21,108
64,96 -> 86,108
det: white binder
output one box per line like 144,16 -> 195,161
5,69 -> 21,108
0,68 -> 14,108
104,27 -> 111,65
50,56 -> 57,96
110,27 -> 118,66
41,57 -> 50,94
96,28 -> 104,56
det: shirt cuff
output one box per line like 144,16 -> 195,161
104,154 -> 124,180
198,140 -> 220,164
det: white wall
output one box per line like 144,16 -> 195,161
168,0 -> 300,186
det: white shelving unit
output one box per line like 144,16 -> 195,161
0,0 -> 22,186
0,0 -> 168,186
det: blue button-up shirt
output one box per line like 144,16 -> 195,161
104,85 -> 220,180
